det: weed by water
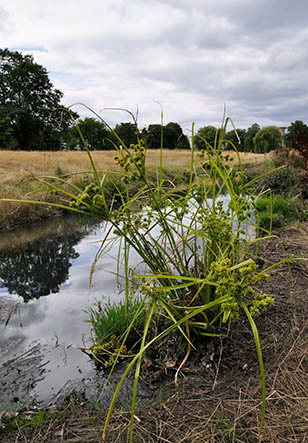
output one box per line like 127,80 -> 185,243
256,195 -> 298,229
85,298 -> 146,365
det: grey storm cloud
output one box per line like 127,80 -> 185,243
0,6 -> 11,34
1,0 -> 308,129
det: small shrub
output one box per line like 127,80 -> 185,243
272,148 -> 306,169
272,148 -> 290,167
289,150 -> 306,168
259,212 -> 284,230
272,196 -> 297,217
263,168 -> 295,192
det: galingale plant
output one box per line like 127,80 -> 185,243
2,107 -> 304,441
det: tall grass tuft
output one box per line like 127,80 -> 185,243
2,106 -> 307,441
85,298 -> 146,366
256,195 -> 298,229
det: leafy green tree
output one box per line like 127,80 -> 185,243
0,115 -> 18,149
284,120 -> 308,164
244,123 -> 260,152
176,133 -> 190,149
68,117 -> 112,150
194,126 -> 218,150
164,122 -> 190,149
253,126 -> 282,153
0,48 -> 76,150
164,122 -> 181,149
144,124 -> 161,149
113,122 -> 138,147
165,122 -> 182,139
144,122 -> 189,149
225,128 -> 246,151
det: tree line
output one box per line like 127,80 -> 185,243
0,48 -> 190,151
1,48 -> 308,159
66,119 -> 191,151
195,122 -> 308,161
194,124 -> 278,153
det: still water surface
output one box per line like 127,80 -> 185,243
0,216 -> 128,410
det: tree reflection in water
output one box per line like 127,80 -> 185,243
0,222 -> 94,302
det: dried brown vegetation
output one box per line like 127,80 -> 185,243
0,149 -> 266,185
0,150 -> 266,231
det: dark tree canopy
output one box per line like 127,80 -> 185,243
175,132 -> 190,149
144,122 -> 189,149
285,120 -> 308,164
165,122 -> 190,149
225,128 -> 247,151
68,117 -> 112,150
0,48 -> 76,150
194,126 -> 218,150
244,123 -> 260,152
113,122 -> 138,147
144,124 -> 162,149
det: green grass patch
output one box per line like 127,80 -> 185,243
1,410 -> 46,433
256,195 -> 298,229
86,298 -> 146,366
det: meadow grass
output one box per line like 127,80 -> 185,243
0,149 -> 266,188
0,149 -> 266,230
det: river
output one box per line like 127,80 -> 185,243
0,215 -> 140,411
0,195 -> 255,411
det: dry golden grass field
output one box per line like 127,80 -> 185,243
0,149 -> 267,230
0,149 -> 266,187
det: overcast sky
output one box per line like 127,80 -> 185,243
1,0 -> 308,132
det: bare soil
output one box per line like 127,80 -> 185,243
1,221 -> 308,442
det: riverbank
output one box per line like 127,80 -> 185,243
0,149 -> 266,231
1,147 -> 307,442
1,221 -> 307,442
